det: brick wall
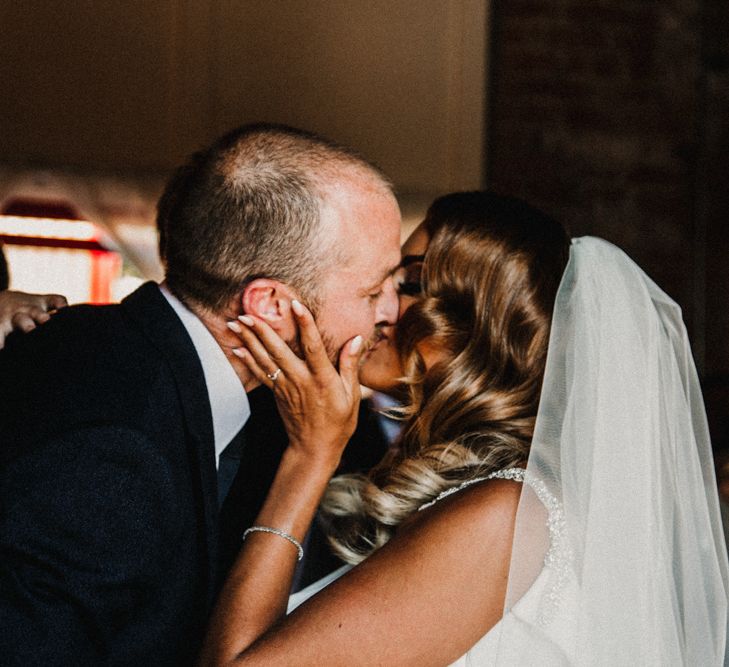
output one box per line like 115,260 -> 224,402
486,0 -> 729,444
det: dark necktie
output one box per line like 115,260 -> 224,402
217,428 -> 245,508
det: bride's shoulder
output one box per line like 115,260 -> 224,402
399,473 -> 524,546
280,473 -> 527,665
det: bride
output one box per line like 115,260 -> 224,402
199,191 -> 728,665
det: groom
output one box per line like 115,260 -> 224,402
0,124 -> 401,665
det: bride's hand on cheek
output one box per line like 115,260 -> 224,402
229,300 -> 364,471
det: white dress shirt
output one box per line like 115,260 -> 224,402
159,284 -> 250,468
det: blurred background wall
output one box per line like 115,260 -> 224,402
1,0 -> 728,454
486,0 -> 729,454
0,1 -> 486,221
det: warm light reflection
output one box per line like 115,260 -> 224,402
0,215 -> 99,241
4,244 -> 125,305
1,214 -> 128,304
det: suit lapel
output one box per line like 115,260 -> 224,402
217,386 -> 288,581
122,282 -> 219,606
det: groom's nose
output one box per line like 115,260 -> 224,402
375,278 -> 399,326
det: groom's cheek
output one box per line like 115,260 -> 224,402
320,330 -> 341,365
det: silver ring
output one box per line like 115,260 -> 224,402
266,368 -> 282,382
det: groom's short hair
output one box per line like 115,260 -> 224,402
159,123 -> 392,312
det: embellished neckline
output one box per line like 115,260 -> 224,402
417,467 -> 526,512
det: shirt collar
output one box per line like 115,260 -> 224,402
159,284 -> 250,468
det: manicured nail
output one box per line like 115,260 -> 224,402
238,315 -> 255,326
291,299 -> 305,316
226,320 -> 242,333
350,335 -> 363,354
231,347 -> 246,359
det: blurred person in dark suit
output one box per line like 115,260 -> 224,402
0,123 -> 400,665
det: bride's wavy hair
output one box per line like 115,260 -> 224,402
321,191 -> 570,564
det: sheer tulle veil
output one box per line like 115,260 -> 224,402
482,237 -> 729,665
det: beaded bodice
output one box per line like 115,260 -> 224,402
418,467 -> 572,628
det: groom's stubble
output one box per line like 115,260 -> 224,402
286,287 -> 385,369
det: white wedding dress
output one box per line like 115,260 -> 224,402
289,468 -> 579,666
289,237 -> 729,665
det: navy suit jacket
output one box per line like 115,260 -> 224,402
0,282 -> 388,665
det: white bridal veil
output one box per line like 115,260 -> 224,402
482,237 -> 729,665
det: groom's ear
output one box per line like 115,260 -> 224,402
241,279 -> 298,341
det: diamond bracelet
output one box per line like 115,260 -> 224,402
242,525 -> 304,561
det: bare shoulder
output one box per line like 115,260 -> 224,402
399,476 -> 524,545
241,477 -> 525,666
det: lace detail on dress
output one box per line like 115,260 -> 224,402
417,467 -> 572,627
519,473 -> 572,627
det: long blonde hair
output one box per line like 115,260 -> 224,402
321,192 -> 570,564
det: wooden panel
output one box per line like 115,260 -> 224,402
0,2 -> 178,169
0,1 -> 488,194
211,0 -> 487,193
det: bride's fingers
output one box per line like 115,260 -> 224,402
227,321 -> 278,376
231,314 -> 304,378
233,347 -> 277,388
338,335 -> 364,400
291,299 -> 333,376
